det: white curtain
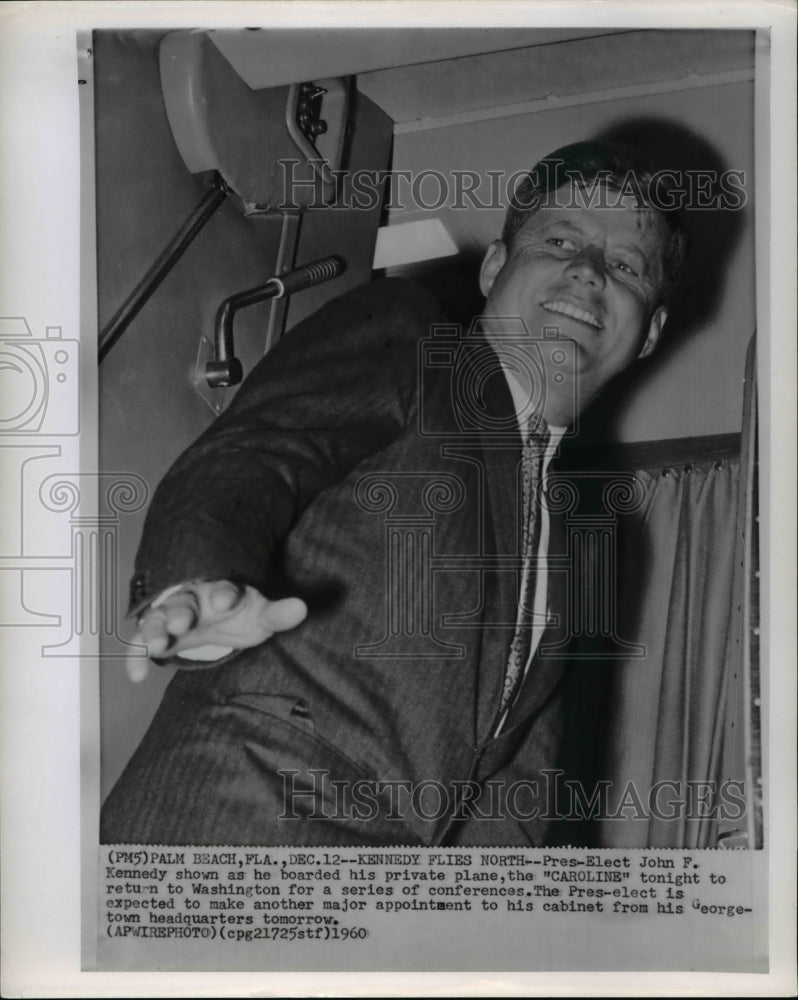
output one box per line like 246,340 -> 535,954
596,336 -> 757,849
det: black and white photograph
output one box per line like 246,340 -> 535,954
1,2 -> 795,995
96,25 -> 761,849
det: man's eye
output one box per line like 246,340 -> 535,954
546,237 -> 576,250
612,259 -> 639,276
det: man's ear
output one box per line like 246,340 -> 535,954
638,305 -> 668,359
479,240 -> 508,298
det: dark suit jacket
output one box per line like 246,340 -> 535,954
102,278 -> 590,847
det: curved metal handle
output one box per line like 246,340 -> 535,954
205,356 -> 244,389
206,255 -> 346,388
269,256 -> 345,297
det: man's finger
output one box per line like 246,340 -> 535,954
137,613 -> 173,657
164,602 -> 200,638
138,591 -> 201,654
126,637 -> 151,682
207,580 -> 246,615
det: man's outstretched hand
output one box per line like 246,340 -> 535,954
126,581 -> 307,682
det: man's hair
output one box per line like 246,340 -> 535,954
502,140 -> 689,303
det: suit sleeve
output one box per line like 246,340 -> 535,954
128,278 -> 445,615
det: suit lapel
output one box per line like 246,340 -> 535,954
455,334 -> 524,737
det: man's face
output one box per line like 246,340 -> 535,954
479,188 -> 669,425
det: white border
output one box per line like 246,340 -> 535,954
0,2 -> 795,996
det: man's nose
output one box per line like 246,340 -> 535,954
565,246 -> 606,288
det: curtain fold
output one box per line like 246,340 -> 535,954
598,458 -> 742,848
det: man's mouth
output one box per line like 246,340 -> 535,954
541,299 -> 603,330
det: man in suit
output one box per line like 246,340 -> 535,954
101,141 -> 687,846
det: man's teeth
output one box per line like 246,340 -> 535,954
542,300 -> 602,329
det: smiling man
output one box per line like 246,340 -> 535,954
481,202 -> 668,422
101,141 -> 688,847
480,146 -> 682,431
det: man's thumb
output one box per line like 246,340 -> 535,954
265,596 -> 308,634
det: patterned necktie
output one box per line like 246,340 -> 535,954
499,412 -> 551,717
